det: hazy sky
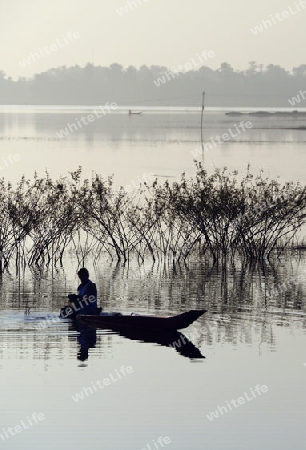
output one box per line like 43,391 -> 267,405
1,0 -> 305,79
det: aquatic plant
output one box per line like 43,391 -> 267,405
0,164 -> 305,272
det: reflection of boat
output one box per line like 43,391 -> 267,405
79,310 -> 206,331
89,325 -> 204,359
117,329 -> 205,359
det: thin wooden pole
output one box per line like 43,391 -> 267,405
200,91 -> 205,165
18,240 -> 21,304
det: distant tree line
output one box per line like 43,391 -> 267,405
1,62 -> 306,107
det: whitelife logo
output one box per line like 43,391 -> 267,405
0,154 -> 21,171
231,188 -> 305,231
191,121 -> 253,157
206,385 -> 268,421
116,0 -> 150,16
153,50 -> 215,87
19,32 -> 81,67
0,413 -> 45,442
36,295 -> 97,330
140,436 -> 171,450
72,366 -> 133,402
288,89 -> 306,106
124,173 -> 155,192
56,102 -> 118,139
250,1 -> 306,35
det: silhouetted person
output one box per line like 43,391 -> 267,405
66,268 -> 98,316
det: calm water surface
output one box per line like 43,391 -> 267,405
0,107 -> 306,184
1,256 -> 306,450
0,108 -> 306,449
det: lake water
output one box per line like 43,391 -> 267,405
0,107 -> 306,450
0,106 -> 306,185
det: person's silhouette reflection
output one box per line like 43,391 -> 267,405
77,323 -> 97,361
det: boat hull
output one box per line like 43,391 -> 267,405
78,309 -> 206,331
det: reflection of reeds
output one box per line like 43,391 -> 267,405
0,163 -> 306,272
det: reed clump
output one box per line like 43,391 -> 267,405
0,164 -> 305,272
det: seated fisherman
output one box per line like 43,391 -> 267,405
67,268 -> 98,316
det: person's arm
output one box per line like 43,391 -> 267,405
68,283 -> 83,302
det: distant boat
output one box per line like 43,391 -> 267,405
152,174 -> 176,178
128,109 -> 143,115
225,111 -> 246,116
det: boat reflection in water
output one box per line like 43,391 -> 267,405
69,309 -> 206,360
83,323 -> 205,360
117,328 -> 205,360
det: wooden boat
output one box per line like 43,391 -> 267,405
225,111 -> 246,116
128,109 -> 143,115
78,309 -> 206,331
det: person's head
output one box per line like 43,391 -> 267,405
78,267 -> 89,282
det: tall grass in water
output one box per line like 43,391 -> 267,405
167,163 -> 306,261
0,164 -> 305,272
